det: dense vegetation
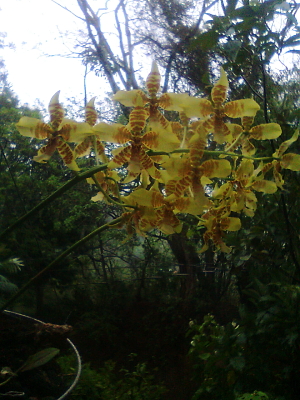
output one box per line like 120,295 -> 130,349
1,1 -> 300,399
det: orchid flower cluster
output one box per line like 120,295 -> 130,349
16,63 -> 300,253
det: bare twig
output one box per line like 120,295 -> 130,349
50,0 -> 84,21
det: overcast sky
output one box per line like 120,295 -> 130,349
0,0 -> 112,107
1,0 -> 300,109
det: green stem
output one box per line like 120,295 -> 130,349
93,135 -> 100,165
91,175 -> 136,209
0,164 -> 108,241
147,148 -> 280,161
202,150 -> 280,161
0,215 -> 124,312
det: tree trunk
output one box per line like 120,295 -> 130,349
167,230 -> 202,298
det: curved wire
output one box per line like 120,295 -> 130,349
2,310 -> 82,400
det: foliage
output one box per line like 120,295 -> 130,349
188,280 -> 300,400
57,353 -> 166,400
0,254 -> 23,300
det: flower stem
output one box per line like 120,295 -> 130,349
0,164 -> 108,241
0,215 -> 124,312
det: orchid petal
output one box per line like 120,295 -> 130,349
33,138 -> 58,163
128,98 -> 149,133
174,197 -> 203,215
113,89 -> 147,106
211,67 -> 228,106
226,123 -> 243,138
221,217 -> 241,231
49,91 -> 65,130
91,192 -> 105,202
143,127 -> 180,151
201,159 -> 231,178
251,180 -> 277,194
212,182 -> 232,199
182,98 -> 213,119
224,99 -> 260,118
108,146 -> 132,169
276,129 -> 299,157
58,120 -> 93,142
146,61 -> 161,97
129,188 -> 164,208
56,138 -> 80,171
280,153 -> 300,171
74,137 -> 92,158
94,123 -> 132,143
249,123 -> 282,140
85,97 -> 97,126
16,117 -> 52,139
242,139 -> 256,156
236,159 -> 254,180
159,93 -> 191,112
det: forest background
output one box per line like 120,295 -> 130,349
1,1 -> 300,399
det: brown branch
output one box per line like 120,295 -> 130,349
50,0 -> 85,20
77,0 -> 121,92
120,0 -> 139,89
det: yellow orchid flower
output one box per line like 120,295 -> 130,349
113,62 -> 185,150
124,186 -> 211,235
73,97 -> 107,163
213,159 -> 277,217
226,117 -> 282,156
199,205 -> 241,253
254,130 -> 300,188
94,94 -> 164,182
159,67 -> 260,144
16,92 -> 93,170
87,170 -> 120,202
162,123 -> 231,197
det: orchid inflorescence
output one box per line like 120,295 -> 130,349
16,63 -> 300,253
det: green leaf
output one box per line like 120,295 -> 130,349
20,348 -> 60,372
190,31 -> 219,51
229,355 -> 245,371
221,40 -> 242,61
237,392 -> 269,400
199,352 -> 211,360
230,5 -> 258,19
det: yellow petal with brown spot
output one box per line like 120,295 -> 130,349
49,91 -> 65,130
251,180 -> 277,194
85,97 -> 97,126
275,129 -> 299,157
58,119 -> 93,142
146,61 -> 161,97
130,188 -> 164,208
281,153 -> 300,171
94,123 -> 131,143
224,99 -> 260,118
113,89 -> 146,106
211,67 -> 228,106
181,97 -> 213,118
221,217 -> 241,231
201,159 -> 231,178
250,123 -> 282,140
16,117 -> 52,139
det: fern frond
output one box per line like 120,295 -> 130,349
0,257 -> 24,274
